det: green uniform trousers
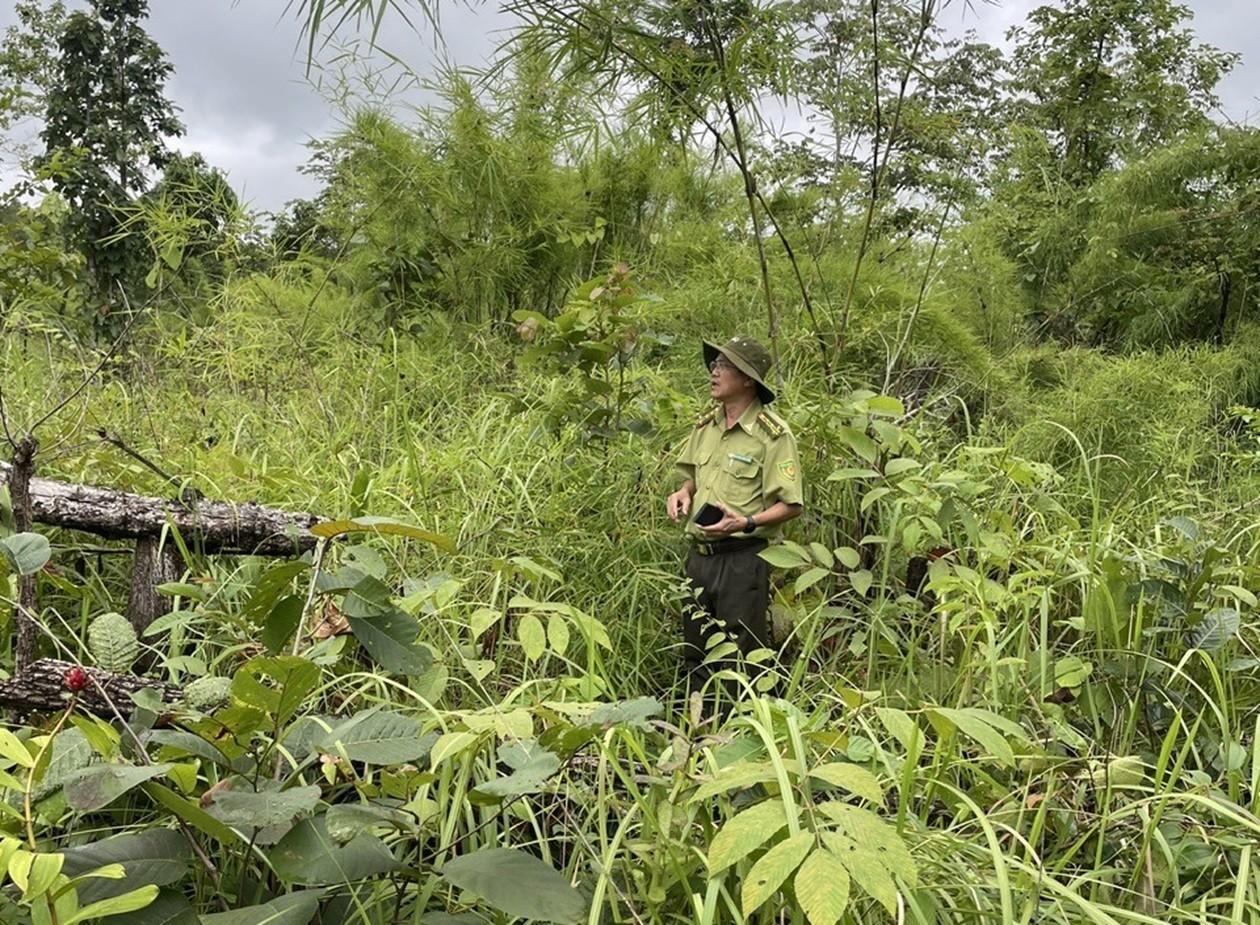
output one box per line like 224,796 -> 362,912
683,539 -> 770,679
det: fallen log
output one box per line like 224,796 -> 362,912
0,461 -> 320,556
0,658 -> 182,719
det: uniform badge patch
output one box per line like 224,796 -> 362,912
777,459 -> 798,481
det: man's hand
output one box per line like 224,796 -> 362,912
700,502 -> 746,537
667,486 -> 693,522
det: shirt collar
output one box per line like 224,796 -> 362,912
710,399 -> 763,432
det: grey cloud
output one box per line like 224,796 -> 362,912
2,0 -> 1257,210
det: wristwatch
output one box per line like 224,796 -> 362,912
745,516 -> 756,534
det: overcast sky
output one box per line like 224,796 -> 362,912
1,0 -> 1256,213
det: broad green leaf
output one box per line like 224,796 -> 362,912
586,697 -> 661,730
430,732 -> 478,768
707,800 -> 790,873
794,567 -> 830,595
469,608 -> 499,640
269,815 -> 400,884
231,656 -> 319,725
826,468 -> 880,482
817,803 -> 917,887
874,708 -> 924,754
321,710 -> 437,765
547,615 -> 570,655
244,561 -> 312,621
141,782 -> 240,845
1053,655 -> 1092,689
863,396 -> 905,417
926,707 -> 1014,767
837,426 -> 878,463
475,741 -> 561,799
821,832 -> 899,914
325,803 -> 411,844
104,890 -> 198,924
63,885 -> 159,924
834,546 -> 861,569
0,728 -> 34,768
795,848 -> 851,925
883,457 -> 920,476
850,570 -> 873,596
347,608 -> 431,675
809,763 -> 883,804
690,761 -> 777,802
310,516 -> 455,552
64,763 -> 171,812
206,783 -> 321,829
759,544 -> 811,569
20,851 -> 63,899
262,595 -> 305,654
1188,608 -> 1240,650
0,532 -> 50,575
808,542 -> 834,568
88,612 -> 138,673
62,829 -> 189,903
517,613 -> 546,661
441,847 -> 586,924
741,832 -> 813,916
201,890 -> 325,925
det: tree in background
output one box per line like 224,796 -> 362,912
35,0 -> 183,327
1007,0 -> 1237,186
0,0 -> 70,155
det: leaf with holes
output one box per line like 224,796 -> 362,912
741,832 -> 813,916
817,803 -> 917,887
821,832 -> 899,914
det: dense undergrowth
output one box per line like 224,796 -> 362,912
2,257 -> 1260,923
2,0 -> 1260,922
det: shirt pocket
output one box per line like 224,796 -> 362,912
721,453 -> 763,508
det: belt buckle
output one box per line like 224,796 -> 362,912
696,541 -> 715,556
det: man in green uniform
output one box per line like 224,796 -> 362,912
667,336 -> 803,680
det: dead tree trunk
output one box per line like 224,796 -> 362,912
0,461 -> 320,555
127,534 -> 184,645
0,658 -> 182,719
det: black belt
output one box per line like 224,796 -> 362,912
691,537 -> 767,557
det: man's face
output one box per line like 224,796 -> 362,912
709,356 -> 754,402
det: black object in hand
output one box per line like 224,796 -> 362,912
693,503 -> 724,527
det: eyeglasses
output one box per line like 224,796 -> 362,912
708,358 -> 738,374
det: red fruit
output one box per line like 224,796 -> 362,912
64,666 -> 89,693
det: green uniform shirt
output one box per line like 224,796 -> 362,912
676,400 -> 802,540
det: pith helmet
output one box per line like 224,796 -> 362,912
702,335 -> 775,404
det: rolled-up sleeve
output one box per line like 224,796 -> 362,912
762,433 -> 803,507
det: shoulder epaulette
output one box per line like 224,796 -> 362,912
756,411 -> 786,439
696,410 -> 715,428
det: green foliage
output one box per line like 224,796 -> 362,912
1008,0 -> 1237,185
34,0 -> 183,319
